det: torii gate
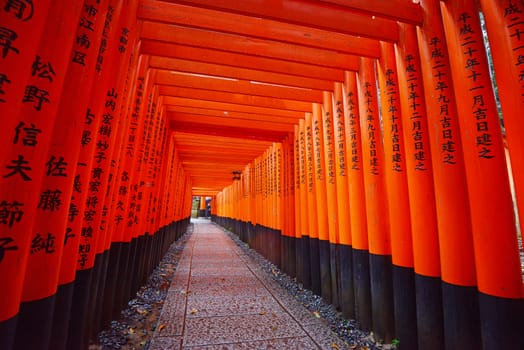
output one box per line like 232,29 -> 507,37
0,1 -> 523,349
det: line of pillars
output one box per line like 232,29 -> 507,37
213,1 -> 524,349
0,1 -> 192,349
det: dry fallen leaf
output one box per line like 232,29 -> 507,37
128,328 -> 135,334
136,307 -> 147,315
259,311 -> 266,315
158,324 -> 166,332
313,311 -> 321,318
190,308 -> 198,314
332,343 -> 340,349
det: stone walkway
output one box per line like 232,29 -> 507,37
149,218 -> 347,349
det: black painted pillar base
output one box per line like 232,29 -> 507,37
275,230 -> 282,269
478,292 -> 524,350
0,315 -> 17,350
441,281 -> 481,350
67,268 -> 94,350
414,274 -> 444,350
119,238 -> 136,313
392,265 -> 417,350
287,236 -> 296,278
101,242 -> 123,330
50,281 -> 75,350
295,236 -> 304,285
301,236 -> 311,289
329,242 -> 340,309
369,253 -> 395,343
353,248 -> 372,331
319,239 -> 332,303
309,237 -> 321,296
339,244 -> 355,319
14,295 -> 56,350
90,250 -> 110,340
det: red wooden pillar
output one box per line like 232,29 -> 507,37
333,83 -> 355,319
0,7 -> 51,345
114,62 -> 154,315
298,118 -> 312,289
357,57 -> 395,343
274,142 -> 283,268
281,134 -> 296,278
65,1 -> 126,347
312,103 -> 332,302
305,112 -> 321,296
322,93 -> 340,307
0,1 -> 83,349
479,0 -> 524,255
49,2 -> 111,348
0,0 -> 51,158
343,71 -> 371,331
88,0 -> 140,339
417,0 -> 480,348
377,41 -> 418,348
396,22 -> 444,350
441,1 -> 524,348
293,125 -> 304,284
99,34 -> 142,334
131,85 -> 160,296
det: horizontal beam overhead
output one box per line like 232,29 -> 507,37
163,96 -> 305,119
171,121 -> 287,142
158,85 -> 313,112
141,21 -> 360,70
142,41 -> 351,79
166,106 -> 299,124
148,55 -> 341,90
162,0 -> 401,41
136,0 -> 422,194
318,0 -> 423,25
168,113 -> 295,132
154,70 -> 324,103
138,0 -> 381,57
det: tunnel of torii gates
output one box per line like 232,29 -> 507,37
1,0 -> 524,349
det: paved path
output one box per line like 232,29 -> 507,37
149,218 -> 347,349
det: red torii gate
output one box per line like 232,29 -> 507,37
0,1 -> 523,349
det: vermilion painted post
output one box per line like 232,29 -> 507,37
274,142 -> 283,268
418,1 -> 482,348
305,112 -> 321,296
99,43 -> 143,332
0,1 -> 52,164
66,1 -> 125,347
100,53 -> 148,324
0,5 -> 55,348
377,41 -> 418,349
357,57 -> 395,343
10,2 -> 85,349
294,125 -> 304,284
478,0 -> 524,256
113,63 -> 154,315
312,103 -> 332,302
322,93 -> 340,306
395,22 -> 443,350
283,134 -> 296,277
199,196 -> 206,217
343,71 -> 371,331
441,2 -> 524,348
333,82 -> 355,319
49,2 -> 111,348
298,118 -> 311,289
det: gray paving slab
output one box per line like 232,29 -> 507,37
149,219 -> 349,350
